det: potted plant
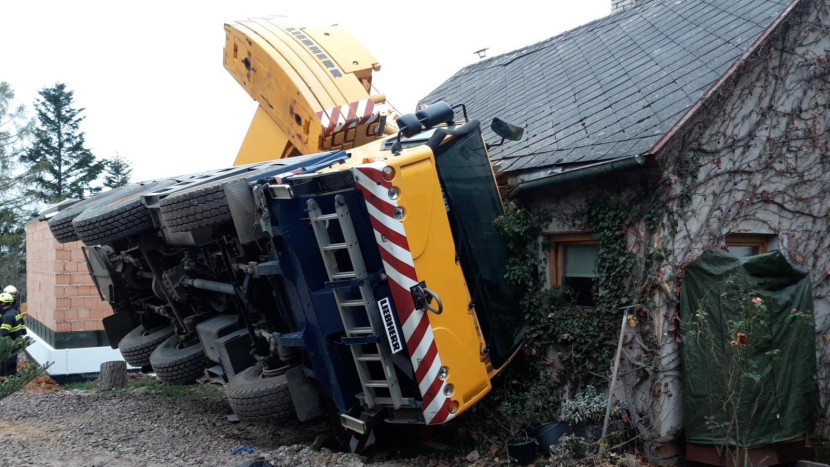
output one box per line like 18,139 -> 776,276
506,433 -> 538,466
532,420 -> 572,456
560,386 -> 626,444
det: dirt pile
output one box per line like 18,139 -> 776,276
23,375 -> 61,393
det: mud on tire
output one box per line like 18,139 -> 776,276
72,180 -> 174,245
226,364 -> 295,423
118,325 -> 175,367
149,335 -> 208,385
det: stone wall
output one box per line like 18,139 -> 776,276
656,0 -> 830,437
25,219 -> 113,348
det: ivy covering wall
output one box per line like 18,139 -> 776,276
510,0 -> 830,460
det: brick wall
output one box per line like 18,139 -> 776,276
26,220 -> 113,338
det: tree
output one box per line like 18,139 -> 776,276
0,82 -> 31,203
0,336 -> 49,399
22,83 -> 105,203
0,208 -> 27,296
103,152 -> 132,189
0,82 -> 33,297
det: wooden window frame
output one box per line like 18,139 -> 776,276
725,234 -> 770,255
549,233 -> 597,287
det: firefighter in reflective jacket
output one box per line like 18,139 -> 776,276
0,292 -> 25,377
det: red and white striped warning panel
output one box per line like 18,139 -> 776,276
353,162 -> 456,425
273,167 -> 305,184
316,99 -> 379,137
346,429 -> 376,454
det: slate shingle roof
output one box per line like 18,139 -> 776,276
419,0 -> 793,174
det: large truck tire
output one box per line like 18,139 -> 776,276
158,174 -> 249,233
149,335 -> 208,385
47,183 -> 141,243
72,180 -> 174,245
118,325 -> 175,367
226,364 -> 295,423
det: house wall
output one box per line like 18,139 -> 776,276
518,0 -> 829,462
26,219 -> 114,348
525,168 -> 676,460
657,0 -> 830,434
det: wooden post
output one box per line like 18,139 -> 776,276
601,304 -> 639,450
99,361 -> 127,390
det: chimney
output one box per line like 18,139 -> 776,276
612,0 -> 654,13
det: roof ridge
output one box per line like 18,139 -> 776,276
455,0 -> 682,73
419,0 -> 796,174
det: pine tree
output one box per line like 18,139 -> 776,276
0,336 -> 49,398
103,153 -> 132,189
0,208 -> 27,294
0,84 -> 42,396
22,83 -> 105,203
0,82 -> 33,299
0,82 -> 32,203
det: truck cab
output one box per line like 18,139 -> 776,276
249,106 -> 524,430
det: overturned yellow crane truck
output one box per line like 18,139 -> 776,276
47,17 -> 526,450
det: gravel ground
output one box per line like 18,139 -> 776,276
0,387 -> 412,467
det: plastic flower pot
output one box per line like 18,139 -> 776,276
507,436 -> 538,466
532,421 -> 572,455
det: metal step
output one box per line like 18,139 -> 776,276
317,213 -> 339,221
356,355 -> 382,362
323,243 -> 348,250
332,272 -> 357,280
365,380 -> 392,388
340,335 -> 380,345
340,414 -> 367,435
349,327 -> 374,335
340,300 -> 366,307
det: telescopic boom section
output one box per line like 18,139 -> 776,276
224,18 -> 394,165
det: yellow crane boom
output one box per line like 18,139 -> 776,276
224,18 -> 395,165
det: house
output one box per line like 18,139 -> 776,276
421,0 -> 830,463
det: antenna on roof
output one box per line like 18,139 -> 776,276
474,48 -> 489,59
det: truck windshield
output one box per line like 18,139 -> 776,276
433,124 -> 524,370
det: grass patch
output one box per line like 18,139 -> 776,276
61,376 -> 223,400
62,380 -> 97,391
100,379 -> 225,399
103,379 -> 224,399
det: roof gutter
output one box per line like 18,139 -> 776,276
649,0 -> 803,156
505,154 -> 647,199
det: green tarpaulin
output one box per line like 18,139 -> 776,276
680,250 -> 819,447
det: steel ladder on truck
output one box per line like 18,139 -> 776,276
307,194 -> 403,412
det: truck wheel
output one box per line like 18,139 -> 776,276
72,180 -> 175,245
47,183 -> 141,243
158,175 -> 246,233
149,335 -> 208,385
158,161 -> 293,234
226,364 -> 295,423
118,325 -> 175,367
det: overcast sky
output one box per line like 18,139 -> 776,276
1,1 -> 609,182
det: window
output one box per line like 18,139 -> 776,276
726,234 -> 770,258
550,234 -> 599,307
